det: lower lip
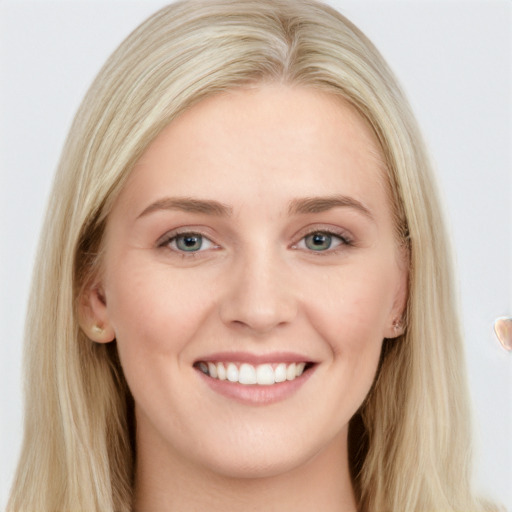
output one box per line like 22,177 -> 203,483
196,367 -> 315,405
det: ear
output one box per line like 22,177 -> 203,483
384,247 -> 409,339
78,281 -> 116,343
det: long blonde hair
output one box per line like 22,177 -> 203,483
8,1 -> 497,511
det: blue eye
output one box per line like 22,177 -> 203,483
164,233 -> 216,252
299,231 -> 347,252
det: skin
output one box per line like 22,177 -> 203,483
81,84 -> 408,511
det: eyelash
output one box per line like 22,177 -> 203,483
157,227 -> 353,255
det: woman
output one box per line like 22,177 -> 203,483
6,1 -> 502,511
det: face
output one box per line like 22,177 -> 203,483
82,85 -> 407,479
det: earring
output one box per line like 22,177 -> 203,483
392,318 -> 404,335
88,323 -> 115,343
92,325 -> 104,336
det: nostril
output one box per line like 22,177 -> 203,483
218,269 -> 298,334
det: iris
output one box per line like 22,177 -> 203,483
176,233 -> 203,251
304,232 -> 333,251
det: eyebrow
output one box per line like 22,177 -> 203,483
137,197 -> 233,218
137,194 -> 373,220
288,195 -> 374,220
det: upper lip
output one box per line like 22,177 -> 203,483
194,351 -> 316,365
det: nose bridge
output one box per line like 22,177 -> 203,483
219,243 -> 297,334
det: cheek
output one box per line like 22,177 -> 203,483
102,258 -> 219,429
312,266 -> 395,352
304,260 -> 399,407
104,256 -> 216,360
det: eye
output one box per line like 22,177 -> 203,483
162,232 -> 216,252
296,230 -> 349,252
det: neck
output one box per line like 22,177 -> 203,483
133,417 -> 358,512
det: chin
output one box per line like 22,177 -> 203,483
196,446 -> 314,480
181,421 -> 348,481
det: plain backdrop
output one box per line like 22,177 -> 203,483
1,1 -> 510,510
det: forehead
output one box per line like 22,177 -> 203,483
114,84 -> 390,220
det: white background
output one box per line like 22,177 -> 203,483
1,1 -> 510,510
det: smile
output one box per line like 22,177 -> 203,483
194,361 -> 310,385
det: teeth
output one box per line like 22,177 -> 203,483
286,363 -> 296,381
226,363 -> 239,382
217,363 -> 227,380
256,364 -> 275,385
274,363 -> 287,383
197,361 -> 308,385
239,363 -> 257,384
207,362 -> 218,379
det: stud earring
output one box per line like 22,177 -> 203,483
392,318 -> 404,334
92,325 -> 104,336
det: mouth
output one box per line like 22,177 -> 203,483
193,361 -> 315,386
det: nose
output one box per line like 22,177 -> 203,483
219,248 -> 298,335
